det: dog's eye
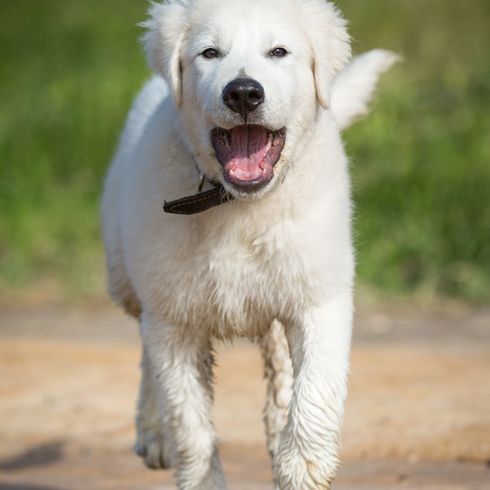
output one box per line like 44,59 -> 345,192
201,48 -> 220,59
269,47 -> 289,58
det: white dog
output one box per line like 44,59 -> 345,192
102,0 -> 397,488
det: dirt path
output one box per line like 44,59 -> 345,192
0,303 -> 489,489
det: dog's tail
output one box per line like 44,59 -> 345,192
331,49 -> 400,131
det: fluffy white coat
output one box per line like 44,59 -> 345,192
102,0 -> 397,488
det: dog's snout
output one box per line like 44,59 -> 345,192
223,78 -> 265,119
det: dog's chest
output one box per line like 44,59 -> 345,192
157,220 -> 310,337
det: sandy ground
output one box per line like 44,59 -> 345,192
0,302 -> 489,489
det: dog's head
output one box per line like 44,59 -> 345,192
142,0 -> 350,199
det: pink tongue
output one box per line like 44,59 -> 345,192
227,126 -> 270,181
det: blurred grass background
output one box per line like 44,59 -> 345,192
0,0 -> 488,303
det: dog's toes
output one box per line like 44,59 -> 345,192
143,437 -> 168,470
135,428 -> 174,470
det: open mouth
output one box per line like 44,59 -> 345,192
211,125 -> 286,192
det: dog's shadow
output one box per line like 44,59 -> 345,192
0,485 -> 66,490
0,441 -> 64,472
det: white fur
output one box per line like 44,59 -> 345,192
102,1 -> 396,488
332,49 -> 400,130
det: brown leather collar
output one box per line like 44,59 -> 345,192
163,181 -> 234,215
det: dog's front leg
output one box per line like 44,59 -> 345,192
141,313 -> 226,490
273,293 -> 353,490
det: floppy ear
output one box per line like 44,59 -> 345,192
299,0 -> 351,110
141,1 -> 189,107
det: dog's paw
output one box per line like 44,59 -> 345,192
273,439 -> 336,490
134,425 -> 175,470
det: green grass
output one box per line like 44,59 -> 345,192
337,0 -> 490,301
0,0 -> 489,302
0,0 -> 148,297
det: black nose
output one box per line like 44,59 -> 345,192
223,78 -> 265,119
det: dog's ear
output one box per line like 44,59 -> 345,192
299,0 -> 351,110
141,1 -> 189,108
